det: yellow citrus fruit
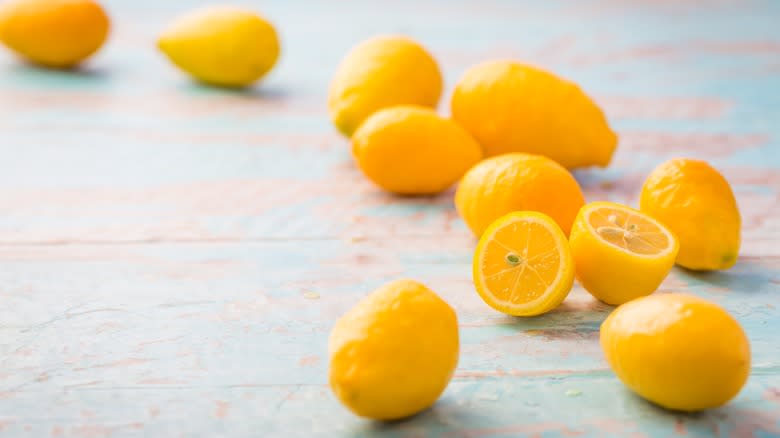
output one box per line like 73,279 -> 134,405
329,279 -> 459,420
640,158 -> 740,271
328,35 -> 442,137
451,60 -> 618,169
352,105 -> 482,195
158,6 -> 280,88
0,0 -> 109,68
455,153 -> 585,237
601,293 -> 750,412
473,211 -> 574,316
569,202 -> 679,305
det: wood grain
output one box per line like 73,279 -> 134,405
0,0 -> 778,436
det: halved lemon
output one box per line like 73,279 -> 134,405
569,201 -> 679,305
473,211 -> 575,316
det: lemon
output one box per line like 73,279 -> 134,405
640,158 -> 741,271
601,293 -> 750,412
329,279 -> 459,420
328,35 -> 442,137
158,6 -> 280,88
569,202 -> 679,305
0,0 -> 109,68
455,153 -> 585,237
352,105 -> 482,195
473,211 -> 575,316
451,60 -> 617,169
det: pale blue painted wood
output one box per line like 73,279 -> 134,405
0,0 -> 778,436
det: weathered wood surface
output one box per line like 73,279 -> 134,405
1,0 -> 779,436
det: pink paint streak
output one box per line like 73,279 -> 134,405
618,132 -> 768,158
675,418 -> 687,435
730,408 -> 780,438
92,358 -> 150,368
298,356 -> 320,367
764,387 -> 780,404
601,96 -> 732,120
214,401 -> 230,419
137,378 -> 186,385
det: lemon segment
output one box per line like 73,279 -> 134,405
588,205 -> 673,256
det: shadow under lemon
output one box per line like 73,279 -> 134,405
676,258 -> 777,294
0,59 -> 111,82
621,384 -> 780,436
175,79 -> 289,101
490,297 -> 612,340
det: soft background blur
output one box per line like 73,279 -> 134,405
0,1 -> 778,437
1,1 -> 777,195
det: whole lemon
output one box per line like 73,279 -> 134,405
0,0 -> 109,68
352,105 -> 482,195
329,279 -> 459,420
455,153 -> 585,237
328,35 -> 442,137
601,293 -> 750,412
640,158 -> 740,270
451,60 -> 618,169
158,6 -> 280,88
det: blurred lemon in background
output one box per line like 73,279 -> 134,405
601,293 -> 750,411
158,6 -> 280,88
329,35 -> 443,137
569,202 -> 679,305
451,60 -> 617,169
473,211 -> 575,316
0,0 -> 109,68
329,279 -> 459,420
455,153 -> 585,237
640,158 -> 741,271
352,105 -> 482,195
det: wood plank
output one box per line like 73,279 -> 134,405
0,244 -> 777,405
0,0 -> 778,436
4,241 -> 774,432
0,166 -> 777,256
0,1 -> 777,249
0,376 -> 779,437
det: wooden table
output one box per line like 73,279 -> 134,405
1,0 -> 778,436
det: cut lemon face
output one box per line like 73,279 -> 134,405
569,201 -> 679,305
473,211 -> 575,316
